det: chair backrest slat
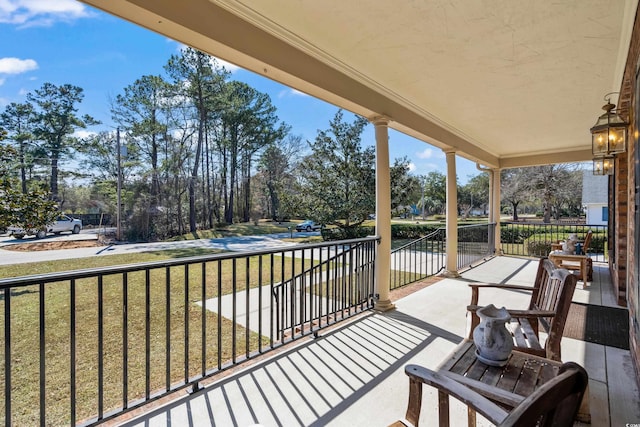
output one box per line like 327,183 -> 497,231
582,230 -> 593,254
528,258 -> 577,359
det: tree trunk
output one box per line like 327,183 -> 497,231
511,201 -> 519,221
50,155 -> 59,202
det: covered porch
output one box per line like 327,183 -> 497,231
32,0 -> 640,423
77,0 -> 640,382
113,257 -> 639,426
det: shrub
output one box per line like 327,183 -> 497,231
526,240 -> 553,257
321,223 -> 443,241
321,226 -> 374,241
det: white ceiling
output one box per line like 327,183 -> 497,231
82,0 -> 638,168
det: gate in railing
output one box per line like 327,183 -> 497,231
0,236 -> 378,426
500,222 -> 607,262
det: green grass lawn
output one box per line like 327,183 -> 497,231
0,248 -> 313,426
168,220 -> 299,241
0,223 -> 451,424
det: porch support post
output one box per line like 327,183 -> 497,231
491,168 -> 502,255
443,150 -> 460,277
372,115 -> 394,312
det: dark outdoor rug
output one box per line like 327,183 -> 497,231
563,302 -> 629,350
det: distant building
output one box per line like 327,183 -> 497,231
582,170 -> 608,225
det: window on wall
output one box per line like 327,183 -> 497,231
602,206 -> 609,221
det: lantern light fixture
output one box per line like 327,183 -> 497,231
592,156 -> 614,176
590,93 -> 627,157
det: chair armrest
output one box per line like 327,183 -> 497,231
403,364 -> 509,424
467,305 -> 555,318
468,283 -> 534,291
507,309 -> 555,318
468,283 -> 534,307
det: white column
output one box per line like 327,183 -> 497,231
492,168 -> 502,255
372,116 -> 394,312
443,150 -> 460,277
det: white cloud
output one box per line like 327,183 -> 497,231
278,88 -> 309,98
416,147 -> 446,160
213,56 -> 240,73
416,148 -> 435,159
408,162 -> 416,172
73,130 -> 96,140
0,0 -> 90,27
0,57 -> 38,74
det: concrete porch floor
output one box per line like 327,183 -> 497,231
119,256 -> 640,426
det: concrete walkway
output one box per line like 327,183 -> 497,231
116,257 -> 640,426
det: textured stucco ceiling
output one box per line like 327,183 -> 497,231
82,0 -> 637,168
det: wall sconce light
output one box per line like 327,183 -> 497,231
591,93 -> 627,175
592,156 -> 614,175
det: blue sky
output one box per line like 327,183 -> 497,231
0,0 -> 480,183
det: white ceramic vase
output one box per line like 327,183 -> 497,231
473,304 -> 513,366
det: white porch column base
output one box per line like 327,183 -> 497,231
374,299 -> 396,312
439,269 -> 461,278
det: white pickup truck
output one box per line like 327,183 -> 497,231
8,214 -> 83,239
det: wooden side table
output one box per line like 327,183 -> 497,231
437,340 -> 590,425
548,252 -> 590,286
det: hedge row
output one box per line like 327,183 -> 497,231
500,225 -> 598,244
522,233 -> 606,257
321,223 -> 607,255
321,223 -> 445,241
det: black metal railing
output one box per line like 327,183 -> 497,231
272,239 -> 376,339
500,222 -> 607,262
457,223 -> 496,270
0,236 -> 378,426
390,223 -> 498,289
390,228 -> 446,289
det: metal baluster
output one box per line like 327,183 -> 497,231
70,279 -> 76,426
122,273 -> 128,409
165,267 -> 171,391
98,276 -> 104,419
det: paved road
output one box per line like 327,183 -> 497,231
0,230 -> 320,266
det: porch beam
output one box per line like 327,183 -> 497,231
372,116 -> 395,312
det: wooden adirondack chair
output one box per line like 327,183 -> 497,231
467,257 -> 578,361
390,361 -> 588,427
